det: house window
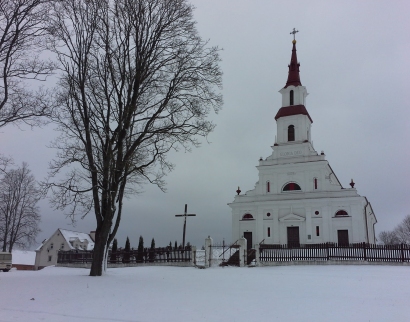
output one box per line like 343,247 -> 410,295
288,125 -> 295,141
314,178 -> 318,190
242,214 -> 254,220
266,181 -> 270,193
267,227 -> 271,237
316,226 -> 320,236
48,255 -> 52,262
335,210 -> 348,217
290,90 -> 294,105
50,243 -> 54,249
61,243 -> 64,249
283,182 -> 301,191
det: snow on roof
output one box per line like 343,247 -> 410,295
35,238 -> 48,251
12,250 -> 36,265
59,229 -> 94,251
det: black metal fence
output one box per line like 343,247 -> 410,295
58,246 -> 192,264
259,243 -> 410,263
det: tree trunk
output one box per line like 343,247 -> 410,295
89,221 -> 111,276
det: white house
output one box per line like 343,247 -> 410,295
35,229 -> 95,270
228,38 -> 377,250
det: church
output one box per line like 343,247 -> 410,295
228,33 -> 377,249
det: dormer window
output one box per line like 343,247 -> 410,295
242,214 -> 254,220
290,90 -> 294,105
283,182 -> 301,191
288,125 -> 295,141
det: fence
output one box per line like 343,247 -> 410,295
207,241 -> 239,267
58,246 -> 192,265
259,243 -> 410,263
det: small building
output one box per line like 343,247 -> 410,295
228,37 -> 377,249
35,229 -> 95,270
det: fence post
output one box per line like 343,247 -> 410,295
401,243 -> 405,262
326,243 -> 329,261
205,236 -> 213,268
191,246 -> 196,266
255,244 -> 260,266
363,242 -> 367,261
238,237 -> 247,267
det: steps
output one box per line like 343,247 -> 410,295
220,249 -> 256,267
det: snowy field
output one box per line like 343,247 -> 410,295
1,265 -> 410,322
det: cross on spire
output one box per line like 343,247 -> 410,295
290,28 -> 299,41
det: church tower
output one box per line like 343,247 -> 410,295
228,31 -> 377,248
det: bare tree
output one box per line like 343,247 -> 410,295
0,162 -> 41,252
378,230 -> 400,245
46,0 -> 222,276
394,215 -> 410,244
0,0 -> 54,127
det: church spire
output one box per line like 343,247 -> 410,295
285,28 -> 302,88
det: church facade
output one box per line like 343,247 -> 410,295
228,37 -> 377,248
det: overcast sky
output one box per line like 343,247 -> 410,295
1,0 -> 409,249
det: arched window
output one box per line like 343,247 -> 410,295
242,213 -> 254,220
282,182 -> 301,191
288,125 -> 295,141
267,227 -> 271,237
314,178 -> 318,190
290,90 -> 294,105
335,210 -> 348,217
266,181 -> 270,193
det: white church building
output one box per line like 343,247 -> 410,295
228,36 -> 377,249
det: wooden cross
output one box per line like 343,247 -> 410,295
175,204 -> 196,248
290,28 -> 299,40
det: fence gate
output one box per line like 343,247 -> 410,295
208,241 -> 239,267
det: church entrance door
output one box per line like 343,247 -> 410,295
243,232 -> 253,250
337,230 -> 349,246
287,227 -> 300,247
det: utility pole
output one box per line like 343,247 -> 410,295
175,204 -> 196,248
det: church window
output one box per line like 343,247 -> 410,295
267,212 -> 271,217
290,90 -> 294,105
282,182 -> 301,191
335,210 -> 348,217
314,178 -> 318,189
267,227 -> 271,237
316,226 -> 320,236
315,211 -> 319,215
288,125 -> 295,141
242,213 -> 254,220
266,181 -> 270,193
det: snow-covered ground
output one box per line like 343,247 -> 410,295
1,265 -> 410,321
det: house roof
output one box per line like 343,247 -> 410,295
59,229 -> 94,250
36,229 -> 95,251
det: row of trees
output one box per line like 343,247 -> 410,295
1,0 -> 222,276
378,215 -> 410,245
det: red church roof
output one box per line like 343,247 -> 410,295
275,104 -> 313,123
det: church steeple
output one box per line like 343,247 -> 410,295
275,30 -> 312,145
285,39 -> 302,88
